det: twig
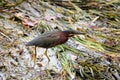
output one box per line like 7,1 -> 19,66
0,31 -> 12,42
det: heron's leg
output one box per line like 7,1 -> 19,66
33,46 -> 37,63
35,46 -> 37,57
44,48 -> 50,62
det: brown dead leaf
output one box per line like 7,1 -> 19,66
22,18 -> 38,27
15,13 -> 24,18
37,62 -> 43,67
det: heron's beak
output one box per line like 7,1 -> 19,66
69,34 -> 74,37
69,32 -> 85,37
74,31 -> 86,35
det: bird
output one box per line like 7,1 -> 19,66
26,30 -> 85,62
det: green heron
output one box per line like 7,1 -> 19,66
26,30 -> 84,62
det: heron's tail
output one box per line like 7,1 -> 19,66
25,41 -> 34,46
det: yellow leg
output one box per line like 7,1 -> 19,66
35,46 -> 37,57
33,46 -> 36,63
44,48 -> 50,62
